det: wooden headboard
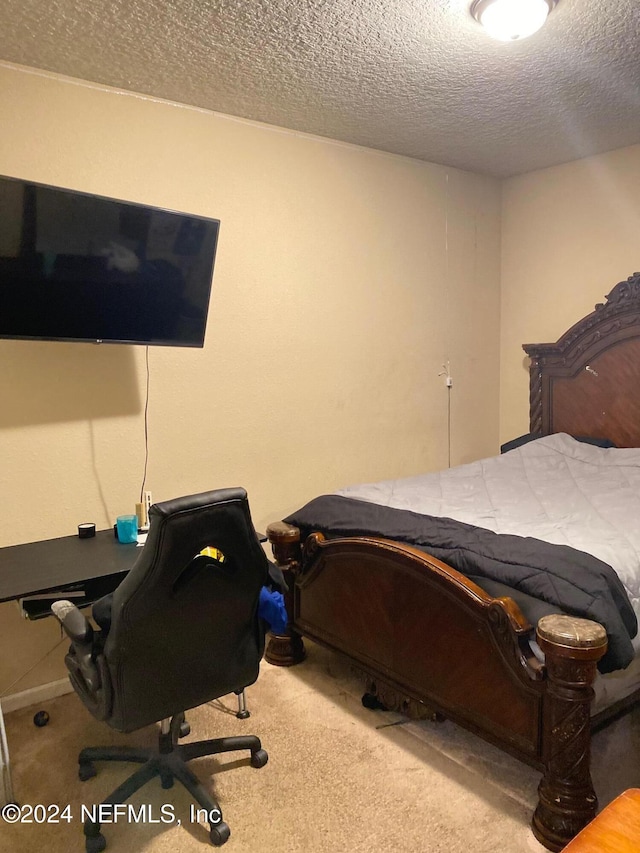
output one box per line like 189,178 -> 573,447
523,271 -> 640,448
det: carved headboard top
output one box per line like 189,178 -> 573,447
522,272 -> 640,447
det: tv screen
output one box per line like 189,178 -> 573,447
0,175 -> 220,347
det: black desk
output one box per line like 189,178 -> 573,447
0,529 -> 269,619
0,530 -> 139,619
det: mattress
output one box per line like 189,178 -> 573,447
337,433 -> 640,617
334,433 -> 640,709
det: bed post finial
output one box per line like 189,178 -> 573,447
532,615 -> 607,851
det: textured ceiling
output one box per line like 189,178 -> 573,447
1,0 -> 639,177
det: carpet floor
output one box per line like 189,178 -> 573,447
3,641 -> 640,853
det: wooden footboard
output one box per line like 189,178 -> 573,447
266,522 -> 607,852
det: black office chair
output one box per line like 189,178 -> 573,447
52,488 -> 270,852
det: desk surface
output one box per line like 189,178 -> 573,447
0,530 -> 139,604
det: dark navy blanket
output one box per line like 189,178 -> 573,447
285,495 -> 637,673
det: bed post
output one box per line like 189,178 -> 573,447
532,615 -> 608,852
264,521 -> 306,666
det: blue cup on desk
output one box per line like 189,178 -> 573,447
116,515 -> 138,544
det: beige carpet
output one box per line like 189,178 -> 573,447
3,641 -> 640,853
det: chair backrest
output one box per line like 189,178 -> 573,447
102,487 -> 269,732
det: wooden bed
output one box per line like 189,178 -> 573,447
265,271 -> 640,852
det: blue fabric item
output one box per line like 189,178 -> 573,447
258,586 -> 288,634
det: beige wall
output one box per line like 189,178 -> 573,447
500,144 -> 640,444
6,65 -> 638,699
0,64 -> 501,695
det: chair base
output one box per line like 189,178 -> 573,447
78,713 -> 268,851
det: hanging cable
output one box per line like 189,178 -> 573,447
447,375 -> 452,469
139,346 -> 150,503
443,172 -> 453,468
0,635 -> 67,698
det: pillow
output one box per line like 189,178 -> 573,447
500,433 -> 541,454
573,435 -> 618,449
500,433 -> 617,454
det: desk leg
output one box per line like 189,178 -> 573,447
0,700 -> 14,805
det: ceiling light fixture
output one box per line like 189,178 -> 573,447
470,0 -> 557,41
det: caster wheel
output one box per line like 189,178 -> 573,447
79,762 -> 97,781
33,710 -> 50,727
85,833 -> 107,853
179,721 -> 191,738
236,710 -> 250,720
160,773 -> 174,790
209,821 -> 230,846
250,748 -> 268,769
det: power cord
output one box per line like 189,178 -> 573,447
140,346 -> 150,503
0,634 -> 67,699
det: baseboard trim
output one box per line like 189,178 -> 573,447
1,678 -> 73,713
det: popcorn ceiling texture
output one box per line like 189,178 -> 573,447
0,0 -> 639,177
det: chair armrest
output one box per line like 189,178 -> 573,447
51,600 -> 94,645
52,600 -> 103,695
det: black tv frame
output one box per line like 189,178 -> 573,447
0,174 -> 221,348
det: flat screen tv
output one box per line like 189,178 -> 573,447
0,174 -> 220,347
